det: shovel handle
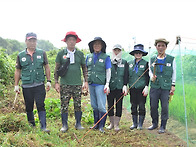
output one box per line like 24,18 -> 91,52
12,92 -> 18,109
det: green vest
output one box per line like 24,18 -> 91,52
110,59 -> 126,90
128,59 -> 147,89
19,49 -> 45,85
56,49 -> 85,85
150,54 -> 174,90
87,52 -> 108,85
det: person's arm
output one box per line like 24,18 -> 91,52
145,62 -> 150,86
123,61 -> 129,85
170,59 -> 176,94
81,64 -> 88,91
14,56 -> 21,93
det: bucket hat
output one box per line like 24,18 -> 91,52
61,31 -> 81,43
129,44 -> 148,56
88,37 -> 106,53
154,38 -> 169,46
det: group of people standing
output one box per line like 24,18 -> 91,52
14,31 -> 176,134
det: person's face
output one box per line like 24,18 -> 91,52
93,41 -> 102,53
113,48 -> 121,55
156,42 -> 167,55
134,51 -> 143,60
25,38 -> 37,50
66,36 -> 77,49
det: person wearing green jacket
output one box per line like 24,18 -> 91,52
148,38 -> 176,133
54,31 -> 88,132
106,44 -> 128,131
14,32 -> 51,133
128,44 -> 149,130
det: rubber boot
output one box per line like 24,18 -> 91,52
114,116 -> 121,131
106,116 -> 114,130
27,111 -> 35,127
158,120 -> 167,133
99,112 -> 107,133
148,118 -> 158,130
60,113 -> 68,133
38,111 -> 50,133
90,110 -> 99,129
75,111 -> 84,130
137,115 -> 145,130
130,115 -> 138,130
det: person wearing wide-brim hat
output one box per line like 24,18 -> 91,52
148,38 -> 176,134
86,37 -> 112,133
54,31 -> 88,133
106,44 -> 129,131
128,44 -> 150,130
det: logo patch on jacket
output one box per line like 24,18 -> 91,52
166,63 -> 171,67
63,55 -> 67,59
22,57 -> 26,62
99,59 -> 103,62
129,64 -> 133,68
37,55 -> 41,59
140,65 -> 144,68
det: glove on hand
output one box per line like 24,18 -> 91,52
14,85 -> 20,93
142,86 -> 148,96
104,83 -> 110,95
46,82 -> 51,91
122,85 -> 128,96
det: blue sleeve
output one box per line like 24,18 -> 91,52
105,56 -> 112,69
86,56 -> 88,66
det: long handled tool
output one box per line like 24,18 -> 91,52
12,92 -> 18,109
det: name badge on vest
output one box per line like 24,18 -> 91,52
22,57 -> 26,62
88,57 -> 92,62
118,64 -> 124,68
63,55 -> 68,59
140,65 -> 144,68
37,55 -> 41,59
166,63 -> 171,67
129,64 -> 133,68
99,59 -> 103,62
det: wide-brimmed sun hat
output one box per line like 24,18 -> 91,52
88,37 -> 106,53
154,38 -> 169,46
61,31 -> 81,43
129,44 -> 148,56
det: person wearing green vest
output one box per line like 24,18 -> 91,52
54,31 -> 88,133
148,38 -> 176,133
86,37 -> 112,133
14,32 -> 51,133
106,44 -> 128,131
128,44 -> 149,130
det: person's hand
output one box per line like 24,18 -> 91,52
170,86 -> 175,95
46,82 -> 51,92
142,86 -> 148,97
55,83 -> 60,93
151,75 -> 157,82
104,83 -> 110,95
82,82 -> 89,92
14,85 -> 20,94
122,85 -> 128,96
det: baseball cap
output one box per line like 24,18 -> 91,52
26,32 -> 37,40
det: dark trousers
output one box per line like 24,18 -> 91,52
22,84 -> 46,112
130,88 -> 146,116
107,89 -> 124,117
150,88 -> 170,121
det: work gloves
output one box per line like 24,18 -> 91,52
122,85 -> 128,96
104,83 -> 110,95
46,82 -> 51,91
14,85 -> 20,94
142,86 -> 148,96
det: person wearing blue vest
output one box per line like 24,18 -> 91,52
54,31 -> 88,133
148,38 -> 176,133
14,32 -> 51,133
106,44 -> 128,131
86,37 -> 112,133
128,44 -> 149,130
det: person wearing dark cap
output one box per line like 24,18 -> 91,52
106,44 -> 128,131
148,38 -> 176,133
14,32 -> 51,133
54,31 -> 88,132
86,37 -> 112,133
128,44 -> 150,130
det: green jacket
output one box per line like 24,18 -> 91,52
19,49 -> 45,85
55,48 -> 85,85
87,52 -> 108,85
110,59 -> 127,90
150,54 -> 174,90
128,59 -> 147,89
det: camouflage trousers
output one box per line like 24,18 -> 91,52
60,85 -> 82,113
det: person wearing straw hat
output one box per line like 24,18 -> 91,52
86,37 -> 112,133
14,32 -> 51,133
128,44 -> 150,130
106,44 -> 128,131
148,38 -> 176,133
54,31 -> 88,132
